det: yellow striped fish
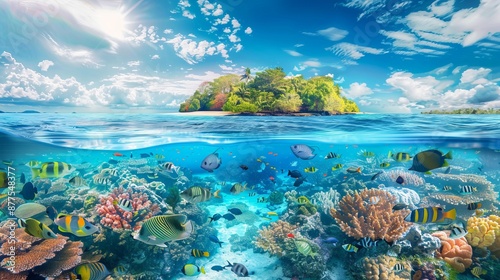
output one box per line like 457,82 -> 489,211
304,166 -> 318,173
180,186 -> 221,203
72,262 -> 110,280
31,162 -> 74,179
132,214 -> 194,247
112,265 -> 127,276
471,266 -> 487,278
230,182 -> 248,194
54,214 -> 99,237
191,249 -> 210,258
404,207 -> 456,224
294,239 -> 316,257
342,244 -> 358,253
388,151 -> 412,162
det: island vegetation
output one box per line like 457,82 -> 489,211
421,108 -> 500,114
179,67 -> 359,114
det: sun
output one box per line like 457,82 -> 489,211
95,8 -> 128,41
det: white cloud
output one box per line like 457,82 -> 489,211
166,34 -> 231,64
460,67 -> 492,84
231,19 -> 241,29
430,0 -> 455,16
386,71 -> 453,101
294,44 -> 304,47
316,27 -> 349,41
284,50 -> 302,57
182,10 -> 196,19
164,29 -> 173,34
244,27 -> 253,34
223,28 -> 231,33
343,82 -> 373,98
452,66 -> 463,75
212,5 -> 223,16
215,14 -> 230,25
326,42 -> 386,59
127,61 -> 141,67
325,73 -> 334,78
303,60 -> 321,67
228,34 -> 240,43
151,55 -> 160,60
431,63 -> 453,75
38,60 -> 54,71
379,30 -> 451,56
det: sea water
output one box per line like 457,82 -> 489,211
0,113 -> 499,280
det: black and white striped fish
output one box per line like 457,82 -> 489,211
449,226 -> 468,239
393,263 -> 404,272
459,185 -> 477,195
161,162 -> 180,173
114,198 -> 133,212
225,261 -> 252,277
357,237 -> 378,248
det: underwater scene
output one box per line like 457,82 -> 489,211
0,113 -> 499,280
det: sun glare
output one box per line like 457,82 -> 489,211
95,8 -> 127,40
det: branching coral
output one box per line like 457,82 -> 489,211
311,188 -> 340,214
330,189 -> 410,243
378,168 -> 425,187
253,220 -> 298,257
363,255 -> 411,280
432,231 -> 472,273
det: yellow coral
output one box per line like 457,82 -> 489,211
466,215 -> 500,248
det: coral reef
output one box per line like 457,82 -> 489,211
466,215 -> 500,258
95,186 -> 160,231
378,168 -> 425,187
432,231 -> 473,273
362,255 -> 411,280
253,220 -> 298,257
0,221 -> 82,276
396,225 -> 441,256
330,189 -> 410,243
310,187 -> 340,214
338,177 -> 367,195
379,186 -> 420,209
268,191 -> 284,206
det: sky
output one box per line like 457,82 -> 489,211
0,0 -> 499,113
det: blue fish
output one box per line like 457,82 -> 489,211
208,235 -> 224,247
322,237 -> 339,245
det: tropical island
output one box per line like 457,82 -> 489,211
422,108 -> 500,114
179,67 -> 359,115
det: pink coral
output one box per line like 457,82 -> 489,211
95,186 -> 160,231
432,231 -> 472,273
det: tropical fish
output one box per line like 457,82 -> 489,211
290,144 -> 316,160
21,218 -> 57,239
371,171 -> 383,181
293,177 -> 306,187
100,168 -> 119,177
93,177 -> 114,187
248,192 -> 257,197
182,264 -> 205,276
211,265 -> 226,272
396,176 -> 405,184
267,212 -> 278,216
13,202 -> 46,219
140,153 -> 151,158
257,162 -> 266,172
180,186 -> 221,203
160,162 -> 180,173
409,150 -> 452,174
209,235 -> 224,247
392,203 -> 408,211
379,162 -> 390,168
257,197 -> 268,203
322,237 -> 339,245
31,162 -> 74,179
325,152 -> 341,159
20,173 -> 26,184
358,237 -> 378,248
342,244 -> 359,253
449,226 -> 468,239
20,182 -> 37,200
209,213 -> 222,223
331,164 -> 343,171
475,209 -> 487,217
471,266 -> 487,278
222,213 -> 236,221
346,167 -> 361,173
46,206 -> 58,221
304,166 -> 318,173
290,161 -> 298,167
443,186 -> 452,191
230,182 -> 248,194
228,208 -> 243,215
133,214 -> 194,247
114,198 -> 133,212
113,152 -> 124,157
225,261 -> 251,277
239,164 -> 249,170
459,185 -> 477,195
361,150 -> 375,157
287,233 -> 295,238
0,171 -> 7,188
201,150 -> 222,172
69,176 -> 87,187
154,154 -> 165,160
72,262 -> 110,280
393,263 -> 404,272
295,239 -> 316,256
388,151 -> 412,162
191,249 -> 209,258
112,265 -> 127,276
467,202 -> 482,210
297,196 -> 310,204
404,207 -> 456,224
54,214 -> 99,237
287,170 -> 302,178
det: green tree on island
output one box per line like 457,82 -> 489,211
179,67 -> 360,114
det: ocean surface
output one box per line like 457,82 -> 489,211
0,113 -> 499,280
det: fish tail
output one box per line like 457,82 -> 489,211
388,151 -> 393,158
442,160 -> 449,167
225,261 -> 232,267
444,208 -> 457,220
356,167 -> 361,173
203,251 -> 209,257
477,203 -> 482,208
213,189 -> 221,198
200,266 -> 206,274
444,151 -> 452,159
218,241 -> 224,248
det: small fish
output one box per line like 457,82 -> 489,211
392,203 -> 408,211
358,237 -> 378,248
467,202 -> 482,210
108,159 -> 119,165
161,162 -> 180,173
471,266 -> 487,278
393,263 -> 404,272
287,233 -> 295,238
361,151 -> 375,157
443,186 -> 452,191
228,208 -> 243,215
371,171 -> 382,181
322,237 -> 339,245
154,154 -> 165,160
257,197 -> 268,203
287,170 -> 302,178
295,239 -> 316,256
201,150 -> 222,172
209,213 -> 222,223
211,265 -> 226,272
20,173 -> 26,184
113,152 -> 124,157
248,192 -> 257,197
342,244 -> 359,253
388,151 -> 412,162
257,162 -> 266,172
475,209 -> 486,217
449,226 -> 468,239
269,176 -> 275,183
297,196 -> 310,204
396,176 -> 404,184
54,214 -> 99,237
331,164 -> 344,171
290,161 -> 298,167
69,176 -> 87,187
230,182 -> 248,195
181,186 -> 221,203
93,177 -> 114,187
113,265 -> 127,276
293,177 -> 306,187
191,249 -> 209,258
365,196 -> 380,205
181,264 -> 205,276
114,198 -> 133,212
304,166 -> 318,173
225,261 -> 251,277
325,152 -> 341,159
409,149 -> 451,174
267,211 -> 278,216
239,164 -> 249,170
379,162 -> 390,168
346,167 -> 361,173
405,207 -> 456,224
21,218 -> 57,239
20,182 -> 37,200
208,235 -> 224,247
140,153 -> 151,158
459,185 -> 477,195
46,206 -> 58,220
73,262 -> 110,280
222,213 -> 236,221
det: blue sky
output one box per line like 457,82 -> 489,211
0,0 -> 499,113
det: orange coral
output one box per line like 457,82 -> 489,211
330,189 -> 410,243
432,231 -> 472,273
363,255 -> 410,280
253,220 -> 298,257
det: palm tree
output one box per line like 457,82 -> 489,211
240,67 -> 253,83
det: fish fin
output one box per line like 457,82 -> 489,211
225,261 -> 232,267
388,151 -> 393,158
203,252 -> 209,257
200,267 -> 206,274
183,220 -> 194,235
444,151 -> 452,159
148,235 -> 157,241
58,226 -> 68,233
477,203 -> 482,208
356,167 -> 361,173
444,208 -> 457,220
56,213 -> 67,219
218,241 -> 223,248
213,189 -> 221,198
156,243 -> 168,247
34,187 -> 38,194
113,200 -> 118,206
442,160 -> 449,167
30,168 -> 40,179
425,171 -> 432,175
